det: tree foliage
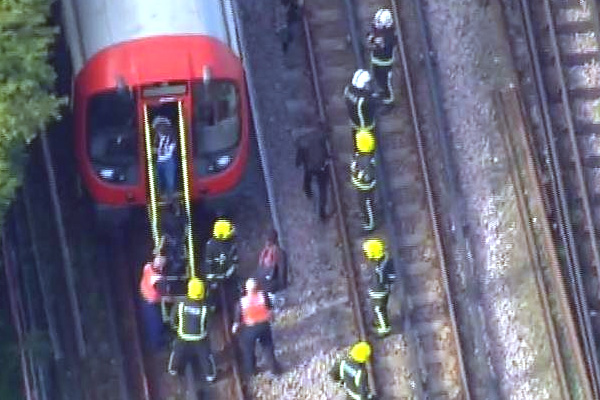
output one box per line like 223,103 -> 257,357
0,0 -> 64,223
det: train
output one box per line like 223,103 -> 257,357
61,0 -> 249,209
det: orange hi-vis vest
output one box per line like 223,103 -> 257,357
140,263 -> 161,304
240,291 -> 271,326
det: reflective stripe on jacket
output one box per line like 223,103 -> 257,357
241,292 -> 271,326
340,360 -> 365,399
350,155 -> 377,191
140,264 -> 161,303
371,56 -> 394,66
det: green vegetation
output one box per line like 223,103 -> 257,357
0,0 -> 65,223
1,1 -> 64,398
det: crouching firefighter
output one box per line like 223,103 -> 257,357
363,238 -> 396,337
351,130 -> 378,232
330,341 -> 375,400
168,278 -> 217,383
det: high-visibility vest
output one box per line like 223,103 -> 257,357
241,292 -> 271,326
140,264 -> 161,303
176,300 -> 208,341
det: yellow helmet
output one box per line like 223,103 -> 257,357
355,130 -> 376,154
349,341 -> 371,363
213,218 -> 234,240
362,238 -> 385,261
187,278 -> 205,300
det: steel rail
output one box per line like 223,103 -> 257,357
390,0 -> 471,397
40,131 -> 87,358
495,88 -> 571,399
2,229 -> 35,400
300,6 -> 379,398
517,0 -> 600,396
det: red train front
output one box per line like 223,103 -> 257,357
62,0 -> 249,207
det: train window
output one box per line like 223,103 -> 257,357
87,90 -> 139,184
192,81 -> 240,175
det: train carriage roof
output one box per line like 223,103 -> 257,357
63,0 -> 238,74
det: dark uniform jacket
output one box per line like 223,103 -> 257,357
170,298 -> 210,341
295,132 -> 329,174
330,358 -> 371,399
344,85 -> 378,129
203,238 -> 238,281
350,153 -> 377,191
367,26 -> 396,65
368,253 -> 396,299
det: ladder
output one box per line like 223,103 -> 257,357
142,102 -> 196,317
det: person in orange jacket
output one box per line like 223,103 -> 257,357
139,255 -> 167,350
232,278 -> 281,376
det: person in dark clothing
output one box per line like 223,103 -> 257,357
277,0 -> 303,53
367,9 -> 397,105
232,278 -> 281,376
160,200 -> 188,276
363,238 -> 396,337
295,130 -> 330,221
330,341 -> 374,400
344,69 -> 380,134
350,130 -> 378,232
168,278 -> 217,382
203,218 -> 239,314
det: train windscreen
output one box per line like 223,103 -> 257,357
191,81 -> 240,175
87,90 -> 139,184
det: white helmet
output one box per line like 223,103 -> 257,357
374,8 -> 393,29
351,69 -> 371,90
245,278 -> 258,293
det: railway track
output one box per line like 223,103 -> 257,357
501,0 -> 600,396
301,0 -> 469,397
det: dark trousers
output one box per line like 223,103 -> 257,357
139,300 -> 165,350
373,64 -> 393,104
239,322 -> 279,376
207,277 -> 239,317
168,338 -> 216,379
357,189 -> 376,231
370,293 -> 390,336
303,168 -> 329,220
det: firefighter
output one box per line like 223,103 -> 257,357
363,238 -> 396,337
367,9 -> 397,105
350,130 -> 377,232
330,341 -> 374,400
203,218 -> 239,314
344,69 -> 379,134
295,129 -> 330,221
168,278 -> 217,383
232,278 -> 281,376
139,255 -> 167,350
